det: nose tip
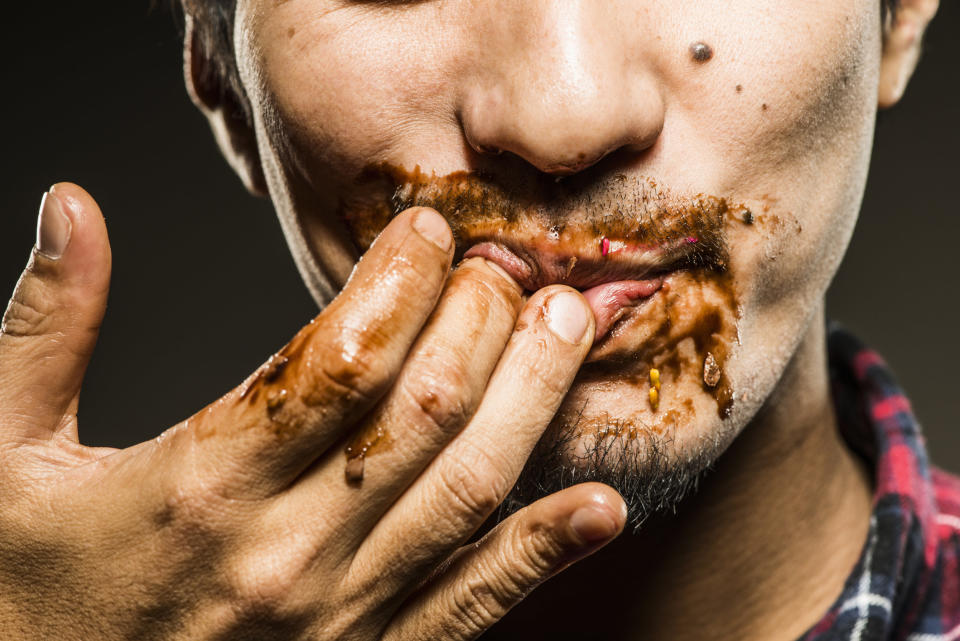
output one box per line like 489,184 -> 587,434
463,85 -> 664,176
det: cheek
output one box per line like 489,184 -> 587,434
248,4 -> 462,184
685,2 -> 882,296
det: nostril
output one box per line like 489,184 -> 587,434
467,138 -> 504,156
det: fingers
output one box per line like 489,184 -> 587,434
353,286 -> 595,586
0,184 -> 112,440
182,208 -> 455,496
273,256 -> 524,532
383,483 -> 626,641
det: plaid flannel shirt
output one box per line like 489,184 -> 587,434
798,326 -> 960,640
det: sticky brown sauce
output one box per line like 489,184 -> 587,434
245,162 -> 778,475
339,163 -> 774,255
576,265 -> 738,426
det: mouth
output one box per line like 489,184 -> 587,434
462,233 -> 718,342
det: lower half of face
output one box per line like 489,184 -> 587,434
237,0 -> 882,516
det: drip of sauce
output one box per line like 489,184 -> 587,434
345,457 -> 365,484
344,424 -> 387,484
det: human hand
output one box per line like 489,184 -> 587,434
0,183 -> 626,640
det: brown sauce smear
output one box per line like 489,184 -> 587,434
579,266 -> 738,420
329,163 -> 767,454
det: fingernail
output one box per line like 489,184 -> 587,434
570,505 -> 620,543
545,291 -> 590,344
36,190 -> 72,260
412,208 -> 452,252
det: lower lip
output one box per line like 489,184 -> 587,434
582,279 -> 663,341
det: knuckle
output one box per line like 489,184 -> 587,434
448,526 -> 564,634
155,470 -> 234,534
401,358 -> 473,436
436,446 -> 511,525
515,522 -> 566,576
306,329 -> 392,405
226,548 -> 311,622
452,572 -> 514,633
1,290 -> 58,341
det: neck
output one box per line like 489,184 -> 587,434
494,308 -> 874,641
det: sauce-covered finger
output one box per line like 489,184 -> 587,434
270,256 -> 524,541
180,207 -> 454,497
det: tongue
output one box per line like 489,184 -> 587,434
582,280 -> 663,341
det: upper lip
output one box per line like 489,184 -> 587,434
461,232 -> 700,292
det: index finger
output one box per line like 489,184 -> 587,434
175,207 -> 454,497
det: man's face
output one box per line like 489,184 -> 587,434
229,0 -> 882,512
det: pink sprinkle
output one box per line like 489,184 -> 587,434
685,236 -> 699,244
601,237 -> 610,256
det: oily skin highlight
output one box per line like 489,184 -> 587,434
235,0 -> 880,504
221,0 -> 889,637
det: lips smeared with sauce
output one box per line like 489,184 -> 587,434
328,164 -> 764,476
464,241 -> 665,341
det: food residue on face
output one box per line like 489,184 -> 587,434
703,352 -> 722,388
331,164 -> 772,446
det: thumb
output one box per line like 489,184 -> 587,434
0,183 -> 112,441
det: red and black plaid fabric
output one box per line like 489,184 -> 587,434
797,326 -> 960,640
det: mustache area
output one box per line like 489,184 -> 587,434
341,163 -> 746,273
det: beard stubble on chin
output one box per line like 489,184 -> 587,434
336,162 -> 767,526
500,402 -> 739,528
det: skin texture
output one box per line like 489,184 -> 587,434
222,0 -> 926,513
0,0 -> 939,640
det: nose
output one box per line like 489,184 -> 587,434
458,1 -> 664,175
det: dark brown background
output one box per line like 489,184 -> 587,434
1,4 -> 957,467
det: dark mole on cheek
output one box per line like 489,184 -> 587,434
762,103 -> 769,111
736,84 -> 743,93
690,42 -> 714,63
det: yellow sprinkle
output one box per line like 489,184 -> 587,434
649,387 -> 659,411
650,368 -> 661,391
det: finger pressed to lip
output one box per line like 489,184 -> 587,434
182,208 -> 455,498
346,286 -> 594,592
270,255 -> 525,538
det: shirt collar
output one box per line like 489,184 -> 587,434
800,324 -> 937,639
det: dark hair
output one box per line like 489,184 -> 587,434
181,0 -> 901,129
179,0 -> 249,126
